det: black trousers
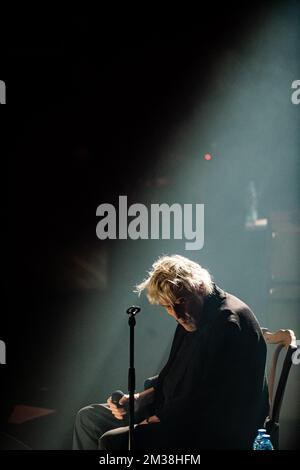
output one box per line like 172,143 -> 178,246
73,403 -> 188,450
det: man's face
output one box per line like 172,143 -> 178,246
160,299 -> 198,332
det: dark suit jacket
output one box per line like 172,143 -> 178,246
152,285 -> 268,449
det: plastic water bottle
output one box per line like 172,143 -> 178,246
253,430 -> 274,450
260,434 -> 274,450
253,428 -> 266,450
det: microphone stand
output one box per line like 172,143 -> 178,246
126,306 -> 141,451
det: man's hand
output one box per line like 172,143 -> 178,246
107,393 -> 140,420
139,415 -> 160,425
107,387 -> 155,421
107,394 -> 129,420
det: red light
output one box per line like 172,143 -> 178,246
204,153 -> 212,161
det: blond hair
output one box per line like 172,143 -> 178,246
135,254 -> 213,305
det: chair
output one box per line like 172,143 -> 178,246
261,328 -> 298,449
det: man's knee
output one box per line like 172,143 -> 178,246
75,405 -> 98,430
73,404 -> 112,450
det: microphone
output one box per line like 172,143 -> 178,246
126,306 -> 141,316
111,390 -> 129,411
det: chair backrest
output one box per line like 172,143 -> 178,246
261,328 -> 298,449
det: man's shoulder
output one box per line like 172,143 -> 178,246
220,291 -> 262,337
221,291 -> 253,315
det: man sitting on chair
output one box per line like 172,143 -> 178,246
73,254 -> 268,450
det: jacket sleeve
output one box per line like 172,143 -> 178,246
155,320 -> 244,425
